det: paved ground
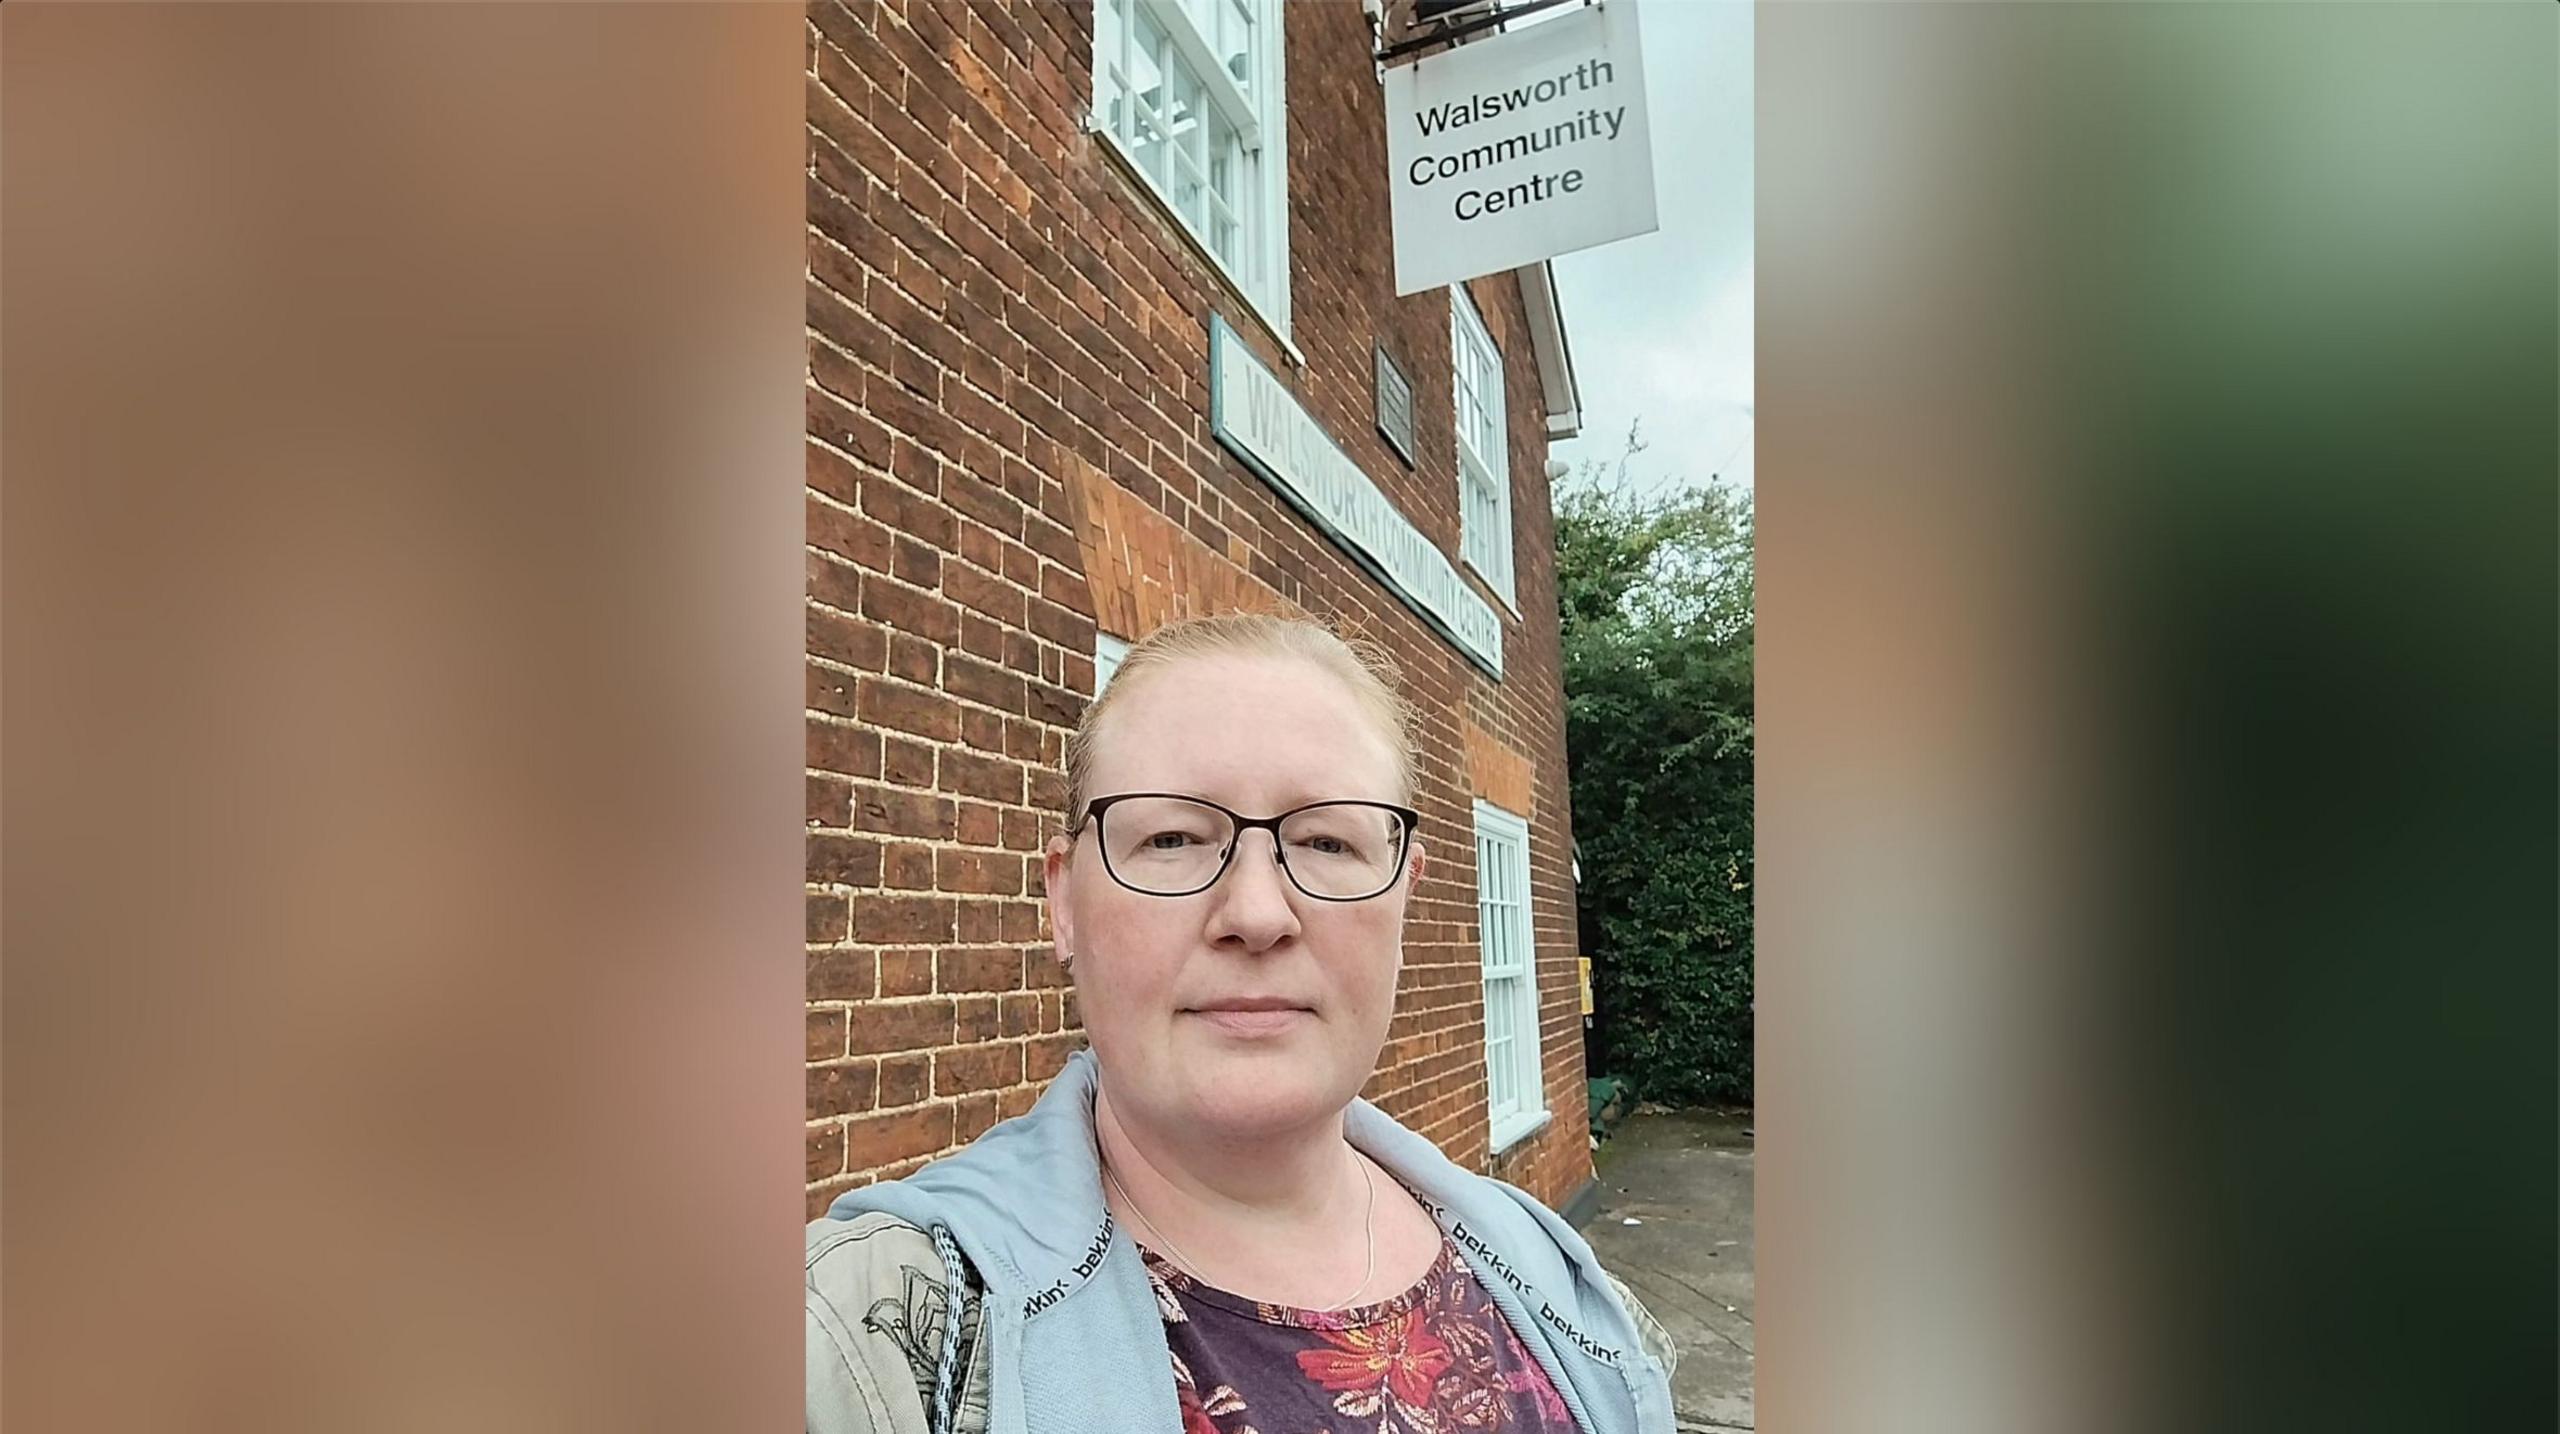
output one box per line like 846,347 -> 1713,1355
1582,1108 -> 1756,1432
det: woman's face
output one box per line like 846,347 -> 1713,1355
1045,652 -> 1422,1147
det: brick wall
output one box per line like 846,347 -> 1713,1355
806,0 -> 1597,1218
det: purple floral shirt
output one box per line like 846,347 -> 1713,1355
1140,1233 -> 1581,1434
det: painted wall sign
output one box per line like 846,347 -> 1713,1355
1384,0 -> 1658,295
1210,315 -> 1503,677
1374,344 -> 1417,467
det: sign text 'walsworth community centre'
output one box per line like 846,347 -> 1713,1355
1384,0 -> 1659,295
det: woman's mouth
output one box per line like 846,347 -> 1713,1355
1186,1000 -> 1312,1037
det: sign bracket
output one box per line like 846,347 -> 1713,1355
1375,0 -> 1590,66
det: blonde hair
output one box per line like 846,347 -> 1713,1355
1066,612 -> 1417,823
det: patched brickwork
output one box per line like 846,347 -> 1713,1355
807,0 -> 1596,1217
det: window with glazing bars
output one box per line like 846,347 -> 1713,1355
1092,0 -> 1288,327
1475,800 -> 1543,1150
1451,286 -> 1513,605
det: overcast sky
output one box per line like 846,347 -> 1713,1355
1539,0 -> 1753,499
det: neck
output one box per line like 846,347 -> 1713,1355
1091,1081 -> 1362,1266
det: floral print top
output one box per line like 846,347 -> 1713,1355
1139,1233 -> 1580,1434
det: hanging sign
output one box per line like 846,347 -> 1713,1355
1384,0 -> 1658,295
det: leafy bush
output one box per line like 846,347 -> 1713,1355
1556,431 -> 1754,1105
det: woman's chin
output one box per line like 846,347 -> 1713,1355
1174,1066 -> 1351,1140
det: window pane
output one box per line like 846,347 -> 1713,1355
1132,99 -> 1167,183
1096,0 -> 1125,135
1207,109 -> 1240,207
1131,7 -> 1167,123
1168,62 -> 1204,155
1220,0 -> 1255,97
1172,151 -> 1208,230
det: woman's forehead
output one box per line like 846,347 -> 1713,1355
1087,654 -> 1399,794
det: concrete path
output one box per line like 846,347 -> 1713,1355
1582,1108 -> 1756,1432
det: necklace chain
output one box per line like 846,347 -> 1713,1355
1102,1146 -> 1379,1313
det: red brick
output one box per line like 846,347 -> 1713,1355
943,560 -> 1028,626
955,801 -> 1000,847
887,632 -> 938,684
851,784 -> 955,840
809,1061 -> 879,1120
1025,947 -> 1068,989
937,749 -> 1025,804
881,735 -> 935,789
879,1054 -> 929,1108
808,720 -> 881,780
957,611 -> 1008,662
1003,718 -> 1044,761
944,650 -> 1026,714
807,549 -> 863,616
808,776 -> 852,829
808,834 -> 883,887
806,659 -> 859,720
843,1102 -> 955,1169
1027,596 -> 1094,649
935,1041 -> 1024,1096
879,948 -> 934,998
998,992 -> 1039,1037
1005,629 -> 1042,678
961,706 -> 1008,753
954,994 -> 1001,1043
857,677 -> 960,742
809,606 -> 889,671
859,575 -> 960,645
1000,901 -> 1043,943
882,841 -> 935,890
935,848 -> 1023,896
1025,681 -> 1081,728
1025,1033 -> 1080,1081
937,945 -> 1023,992
853,893 -> 955,944
846,997 -> 955,1056
891,528 -> 942,585
809,489 -> 894,570
1026,767 -> 1069,812
807,1009 -> 848,1062
955,900 -> 999,942
954,1092 -> 1001,1143
809,949 -> 876,1002
808,1123 -> 846,1180
807,893 -> 850,945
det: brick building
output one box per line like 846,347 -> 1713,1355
805,0 -> 1599,1218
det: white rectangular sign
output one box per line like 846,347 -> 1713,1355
1385,0 -> 1658,296
1208,317 -> 1504,677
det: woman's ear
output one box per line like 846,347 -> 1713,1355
1043,831 -> 1079,970
1404,837 -> 1427,893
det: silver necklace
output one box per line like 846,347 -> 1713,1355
1103,1145 -> 1379,1313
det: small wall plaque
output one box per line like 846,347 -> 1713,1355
1374,343 -> 1417,467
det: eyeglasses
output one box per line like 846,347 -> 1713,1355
1075,792 -> 1420,901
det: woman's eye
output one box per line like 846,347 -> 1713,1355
1143,830 -> 1196,850
1299,835 -> 1349,855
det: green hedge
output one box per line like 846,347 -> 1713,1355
1556,452 -> 1754,1106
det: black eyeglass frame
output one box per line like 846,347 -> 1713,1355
1073,791 -> 1422,902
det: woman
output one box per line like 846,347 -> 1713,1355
807,614 -> 1677,1433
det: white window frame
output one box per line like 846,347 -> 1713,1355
1091,0 -> 1292,340
1451,286 -> 1516,610
1474,799 -> 1547,1153
1094,631 -> 1131,695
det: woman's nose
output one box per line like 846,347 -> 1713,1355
1207,830 -> 1301,947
